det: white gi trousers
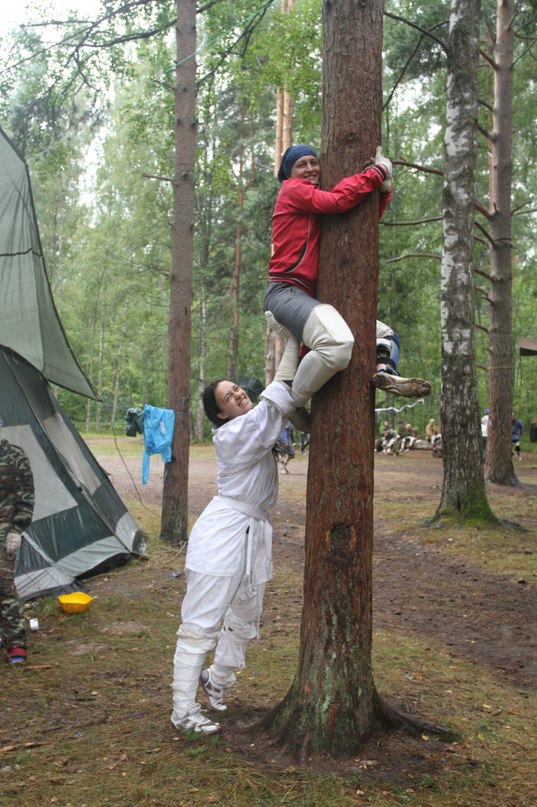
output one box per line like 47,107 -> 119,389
171,497 -> 271,721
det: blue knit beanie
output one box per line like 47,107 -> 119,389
277,144 -> 318,183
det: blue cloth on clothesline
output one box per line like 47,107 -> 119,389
142,404 -> 175,484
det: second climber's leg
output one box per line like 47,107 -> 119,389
372,320 -> 432,399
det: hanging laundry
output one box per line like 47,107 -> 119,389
142,405 -> 175,484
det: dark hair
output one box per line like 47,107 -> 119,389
203,379 -> 229,427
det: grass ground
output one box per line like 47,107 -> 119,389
1,441 -> 536,806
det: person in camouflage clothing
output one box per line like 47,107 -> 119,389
0,423 -> 35,664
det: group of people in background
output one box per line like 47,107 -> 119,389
376,410 -> 526,464
376,417 -> 439,456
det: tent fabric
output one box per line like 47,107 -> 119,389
0,349 -> 144,600
0,126 -> 144,599
0,127 -> 96,399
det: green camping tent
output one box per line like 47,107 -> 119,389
0,127 -> 143,599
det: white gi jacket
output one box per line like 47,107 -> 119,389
185,381 -> 295,585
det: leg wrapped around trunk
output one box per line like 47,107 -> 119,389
291,304 -> 354,408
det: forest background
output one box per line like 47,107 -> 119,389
0,0 -> 536,443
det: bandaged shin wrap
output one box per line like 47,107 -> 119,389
291,304 -> 354,408
171,623 -> 219,719
211,612 -> 258,688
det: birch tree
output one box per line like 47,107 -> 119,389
436,0 -> 497,520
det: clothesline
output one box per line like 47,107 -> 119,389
374,398 -> 426,414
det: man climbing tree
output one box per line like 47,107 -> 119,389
266,0 -> 452,757
265,0 -> 403,756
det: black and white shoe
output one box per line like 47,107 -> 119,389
372,372 -> 431,399
200,669 -> 228,712
171,704 -> 221,734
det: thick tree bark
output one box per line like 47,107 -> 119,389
484,0 -> 518,486
160,0 -> 196,544
267,0 -> 384,756
436,0 -> 496,520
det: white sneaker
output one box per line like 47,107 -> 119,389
171,704 -> 221,734
200,668 -> 227,712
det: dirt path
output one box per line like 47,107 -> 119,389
96,441 -> 537,693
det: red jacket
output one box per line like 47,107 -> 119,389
269,167 -> 391,298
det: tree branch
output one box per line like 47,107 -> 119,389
475,286 -> 492,302
512,201 -> 537,216
392,158 -> 444,177
479,47 -> 497,69
381,216 -> 442,227
474,267 -> 492,281
385,252 -> 441,264
383,11 -> 448,53
142,173 -> 173,184
477,123 -> 494,142
475,200 -> 491,219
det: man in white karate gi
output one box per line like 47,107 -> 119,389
171,323 -> 299,734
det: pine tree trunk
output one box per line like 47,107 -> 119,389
227,138 -> 244,380
160,0 -> 196,544
194,291 -> 207,442
484,0 -> 518,486
267,73 -> 293,386
436,0 -> 496,520
95,304 -> 105,432
267,0 -> 383,756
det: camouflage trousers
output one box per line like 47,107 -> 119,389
0,541 -> 26,651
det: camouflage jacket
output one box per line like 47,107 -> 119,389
0,439 -> 35,543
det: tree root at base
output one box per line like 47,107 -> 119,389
259,688 -> 458,761
373,688 -> 458,741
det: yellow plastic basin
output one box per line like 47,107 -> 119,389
58,592 -> 94,614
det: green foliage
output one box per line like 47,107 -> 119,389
0,0 -> 536,434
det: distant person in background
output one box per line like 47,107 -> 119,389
0,419 -> 35,664
402,423 -> 418,451
481,408 -> 489,462
425,418 -> 438,443
380,421 -> 401,455
278,421 -> 295,473
376,420 -> 391,453
511,413 -> 524,461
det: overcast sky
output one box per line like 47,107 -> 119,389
0,1 -> 102,36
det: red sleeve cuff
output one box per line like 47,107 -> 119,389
370,164 -> 387,181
